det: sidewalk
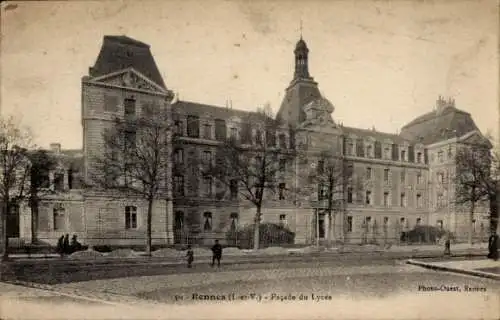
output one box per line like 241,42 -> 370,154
6,242 -> 488,262
406,258 -> 500,280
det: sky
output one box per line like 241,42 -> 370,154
1,0 -> 498,150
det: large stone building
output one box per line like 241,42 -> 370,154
5,35 -> 492,247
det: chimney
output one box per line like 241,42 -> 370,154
50,143 -> 61,154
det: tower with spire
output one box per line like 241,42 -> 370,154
276,29 -> 322,128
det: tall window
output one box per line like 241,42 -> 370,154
366,167 -> 372,180
417,172 -> 422,184
317,160 -> 325,175
416,152 -> 422,163
255,130 -> 263,145
230,212 -> 239,231
203,212 -> 212,231
203,176 -> 212,197
187,115 -> 200,138
125,206 -> 138,229
346,216 -> 353,232
124,98 -> 136,118
365,190 -> 372,205
318,184 -> 327,201
416,193 -> 422,208
383,192 -> 390,207
203,124 -> 212,140
437,172 -> 444,184
53,206 -> 66,231
202,151 -> 212,165
400,150 -> 406,161
174,149 -> 184,164
230,127 -> 238,140
384,168 -> 390,183
54,172 -> 65,192
437,192 -> 444,208
279,158 -> 287,172
230,179 -> 238,200
348,142 -> 354,156
174,175 -> 184,196
279,183 -> 286,200
215,119 -> 227,141
400,171 -> 406,184
347,187 -> 353,203
438,151 -> 444,163
174,211 -> 184,230
279,134 -> 287,149
400,192 -> 406,207
124,129 -> 137,150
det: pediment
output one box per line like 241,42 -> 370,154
89,68 -> 167,94
460,131 -> 492,148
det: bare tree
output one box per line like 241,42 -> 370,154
90,105 -> 170,255
0,116 -> 33,261
206,105 -> 290,250
454,141 -> 496,244
307,150 -> 354,247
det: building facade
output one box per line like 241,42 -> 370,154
5,35 -> 492,247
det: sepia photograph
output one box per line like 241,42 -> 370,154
0,0 -> 499,319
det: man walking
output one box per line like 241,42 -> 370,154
211,240 -> 223,268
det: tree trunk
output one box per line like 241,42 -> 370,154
468,201 -> 475,245
146,197 -> 153,256
30,201 -> 39,244
1,200 -> 10,261
253,206 -> 262,250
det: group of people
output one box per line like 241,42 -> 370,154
186,240 -> 223,268
56,234 -> 83,256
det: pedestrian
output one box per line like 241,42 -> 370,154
487,232 -> 498,261
186,245 -> 194,268
211,240 -> 223,268
56,235 -> 65,257
71,234 -> 82,253
444,233 -> 451,257
63,234 -> 70,255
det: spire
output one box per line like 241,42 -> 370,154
293,30 -> 310,80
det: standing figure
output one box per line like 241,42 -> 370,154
487,232 -> 499,261
211,240 -> 223,268
186,245 -> 194,268
63,234 -> 70,255
71,234 -> 82,252
444,233 -> 451,256
56,235 -> 65,257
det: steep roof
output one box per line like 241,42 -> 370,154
89,35 -> 166,89
400,106 -> 479,145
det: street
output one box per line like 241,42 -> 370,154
1,254 -> 499,319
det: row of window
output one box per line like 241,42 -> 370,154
173,211 -> 288,232
104,96 -> 159,118
345,216 -> 424,233
345,189 -> 423,208
344,138 -> 427,164
32,169 -> 80,192
173,175 -> 288,200
174,116 -> 291,148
